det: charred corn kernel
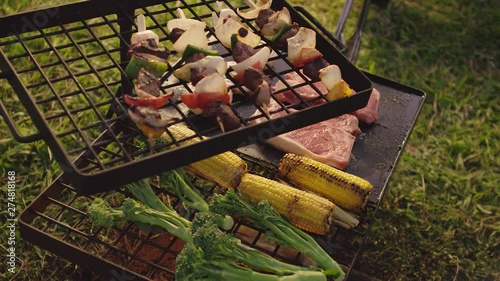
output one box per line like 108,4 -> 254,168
162,123 -> 200,144
279,153 -> 373,213
161,124 -> 247,189
238,173 -> 358,234
188,152 -> 247,189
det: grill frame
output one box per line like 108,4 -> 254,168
19,73 -> 426,280
0,0 -> 372,194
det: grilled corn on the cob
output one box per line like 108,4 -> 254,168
161,124 -> 247,189
278,153 -> 373,213
238,173 -> 359,234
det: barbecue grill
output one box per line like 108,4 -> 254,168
1,0 -> 426,280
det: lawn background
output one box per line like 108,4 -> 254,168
0,0 -> 498,280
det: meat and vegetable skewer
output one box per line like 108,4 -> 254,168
125,15 -> 169,78
167,11 -> 244,132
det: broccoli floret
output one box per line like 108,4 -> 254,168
189,212 -> 319,276
125,178 -> 174,213
210,190 -> 345,280
176,214 -> 328,281
159,168 -> 234,230
160,168 -> 209,212
88,197 -> 192,243
88,198 -> 127,228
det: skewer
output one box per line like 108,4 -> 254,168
137,14 -> 146,32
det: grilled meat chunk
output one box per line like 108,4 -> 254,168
242,67 -> 271,91
303,57 -> 330,82
275,22 -> 299,48
169,27 -> 185,43
190,66 -> 218,86
202,101 -> 241,132
256,9 -> 275,29
128,38 -> 169,61
232,40 -> 258,63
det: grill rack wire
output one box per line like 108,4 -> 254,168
20,154 -> 377,280
0,0 -> 372,193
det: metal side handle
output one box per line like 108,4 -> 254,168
296,0 -> 372,64
293,6 -> 348,54
0,72 -> 42,143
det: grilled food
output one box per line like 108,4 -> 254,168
237,173 -> 359,234
162,124 -> 247,189
278,153 -> 373,213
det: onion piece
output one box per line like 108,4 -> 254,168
318,64 -> 342,90
167,18 -> 206,32
319,64 -> 352,101
195,73 -> 228,94
287,27 -> 316,64
215,17 -> 261,48
261,7 -> 292,36
173,25 -> 209,53
217,9 -> 239,26
237,0 -> 273,19
213,9 -> 238,28
174,56 -> 228,82
231,47 -> 271,73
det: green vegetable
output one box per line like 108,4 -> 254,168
88,197 -> 192,242
177,245 -> 327,281
125,178 -> 172,213
265,23 -> 292,43
210,189 -> 345,280
231,34 -> 239,49
159,168 -> 234,230
176,212 -> 327,281
125,54 -> 169,78
182,44 -> 219,60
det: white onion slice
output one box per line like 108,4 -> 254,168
174,56 -> 228,81
131,30 -> 160,45
319,64 -> 342,90
167,18 -> 206,32
215,17 -> 261,48
173,25 -> 209,53
287,27 -> 316,63
231,47 -> 271,73
261,7 -> 291,36
195,73 -> 228,94
237,0 -> 272,19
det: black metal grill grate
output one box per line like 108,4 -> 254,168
20,156 -> 376,281
0,0 -> 372,193
19,72 -> 426,280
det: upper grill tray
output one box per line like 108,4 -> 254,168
0,0 -> 372,193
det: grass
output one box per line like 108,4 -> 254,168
0,0 -> 498,280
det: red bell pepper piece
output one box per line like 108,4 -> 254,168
181,92 -> 231,110
124,94 -> 172,109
